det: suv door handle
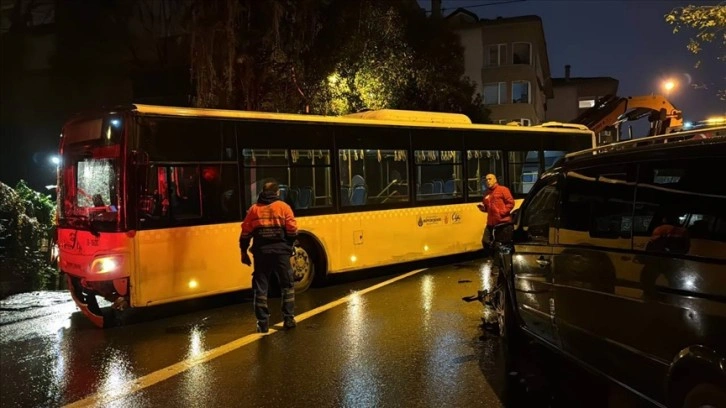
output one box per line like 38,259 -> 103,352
536,256 -> 550,267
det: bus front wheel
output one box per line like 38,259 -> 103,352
291,239 -> 316,293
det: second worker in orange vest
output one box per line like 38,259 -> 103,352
239,179 -> 298,333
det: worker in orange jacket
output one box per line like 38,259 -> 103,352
239,179 -> 298,333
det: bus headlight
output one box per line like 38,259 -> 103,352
90,255 -> 124,275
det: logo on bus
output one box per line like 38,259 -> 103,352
451,212 -> 462,224
418,214 -> 447,227
61,230 -> 78,250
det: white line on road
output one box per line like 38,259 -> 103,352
63,268 -> 427,408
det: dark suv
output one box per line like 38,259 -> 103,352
501,129 -> 726,408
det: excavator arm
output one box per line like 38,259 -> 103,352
573,94 -> 683,136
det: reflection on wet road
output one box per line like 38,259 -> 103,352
0,257 -> 649,407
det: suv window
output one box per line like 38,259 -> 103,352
560,164 -> 636,249
634,158 -> 726,259
520,175 -> 560,243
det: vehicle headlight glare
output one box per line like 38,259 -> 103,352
91,256 -> 122,274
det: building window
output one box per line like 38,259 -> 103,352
512,81 -> 530,104
485,44 -> 506,66
579,99 -> 596,109
483,82 -> 507,105
512,42 -> 531,65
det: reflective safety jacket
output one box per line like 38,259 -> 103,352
482,184 -> 514,226
239,192 -> 298,255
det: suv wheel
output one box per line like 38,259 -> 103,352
684,383 -> 726,408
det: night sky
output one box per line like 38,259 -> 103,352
427,0 -> 725,121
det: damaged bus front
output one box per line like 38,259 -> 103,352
57,113 -> 131,327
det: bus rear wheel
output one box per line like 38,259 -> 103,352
291,239 -> 316,293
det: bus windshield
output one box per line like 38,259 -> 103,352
58,117 -> 123,232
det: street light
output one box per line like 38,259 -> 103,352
662,79 -> 677,97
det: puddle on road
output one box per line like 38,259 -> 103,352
1,291 -> 73,311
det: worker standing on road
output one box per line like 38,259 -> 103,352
477,174 -> 514,253
239,179 -> 298,333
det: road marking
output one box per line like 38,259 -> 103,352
63,268 -> 427,408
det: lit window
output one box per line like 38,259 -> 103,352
512,81 -> 530,104
579,99 -> 595,109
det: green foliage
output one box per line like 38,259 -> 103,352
310,1 -> 416,114
305,0 -> 489,122
14,180 -> 56,227
665,4 -> 726,100
0,181 -> 58,293
189,0 -> 489,122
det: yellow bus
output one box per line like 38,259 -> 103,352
56,104 -> 594,327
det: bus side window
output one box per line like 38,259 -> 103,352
201,164 -> 241,221
509,150 -> 540,195
414,150 -> 462,202
138,165 -> 169,225
169,165 -> 202,220
338,148 -> 408,207
465,150 -> 503,199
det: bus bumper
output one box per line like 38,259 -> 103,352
66,275 -> 105,328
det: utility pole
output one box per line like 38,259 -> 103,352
431,0 -> 442,18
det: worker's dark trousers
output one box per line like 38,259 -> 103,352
252,253 -> 295,323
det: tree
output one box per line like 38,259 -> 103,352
190,0 -> 323,111
665,4 -> 726,100
398,3 -> 489,122
188,0 -> 489,122
309,0 -> 417,114
0,181 -> 57,296
308,0 -> 488,122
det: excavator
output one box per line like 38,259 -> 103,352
571,94 -> 684,144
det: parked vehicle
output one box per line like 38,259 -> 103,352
497,127 -> 726,408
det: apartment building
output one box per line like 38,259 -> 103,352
546,64 -> 619,122
447,10 -> 552,126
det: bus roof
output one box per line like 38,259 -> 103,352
130,103 -> 594,136
343,109 -> 472,125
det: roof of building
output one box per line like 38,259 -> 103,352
552,77 -> 619,85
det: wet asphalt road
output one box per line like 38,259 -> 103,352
0,256 -> 652,408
